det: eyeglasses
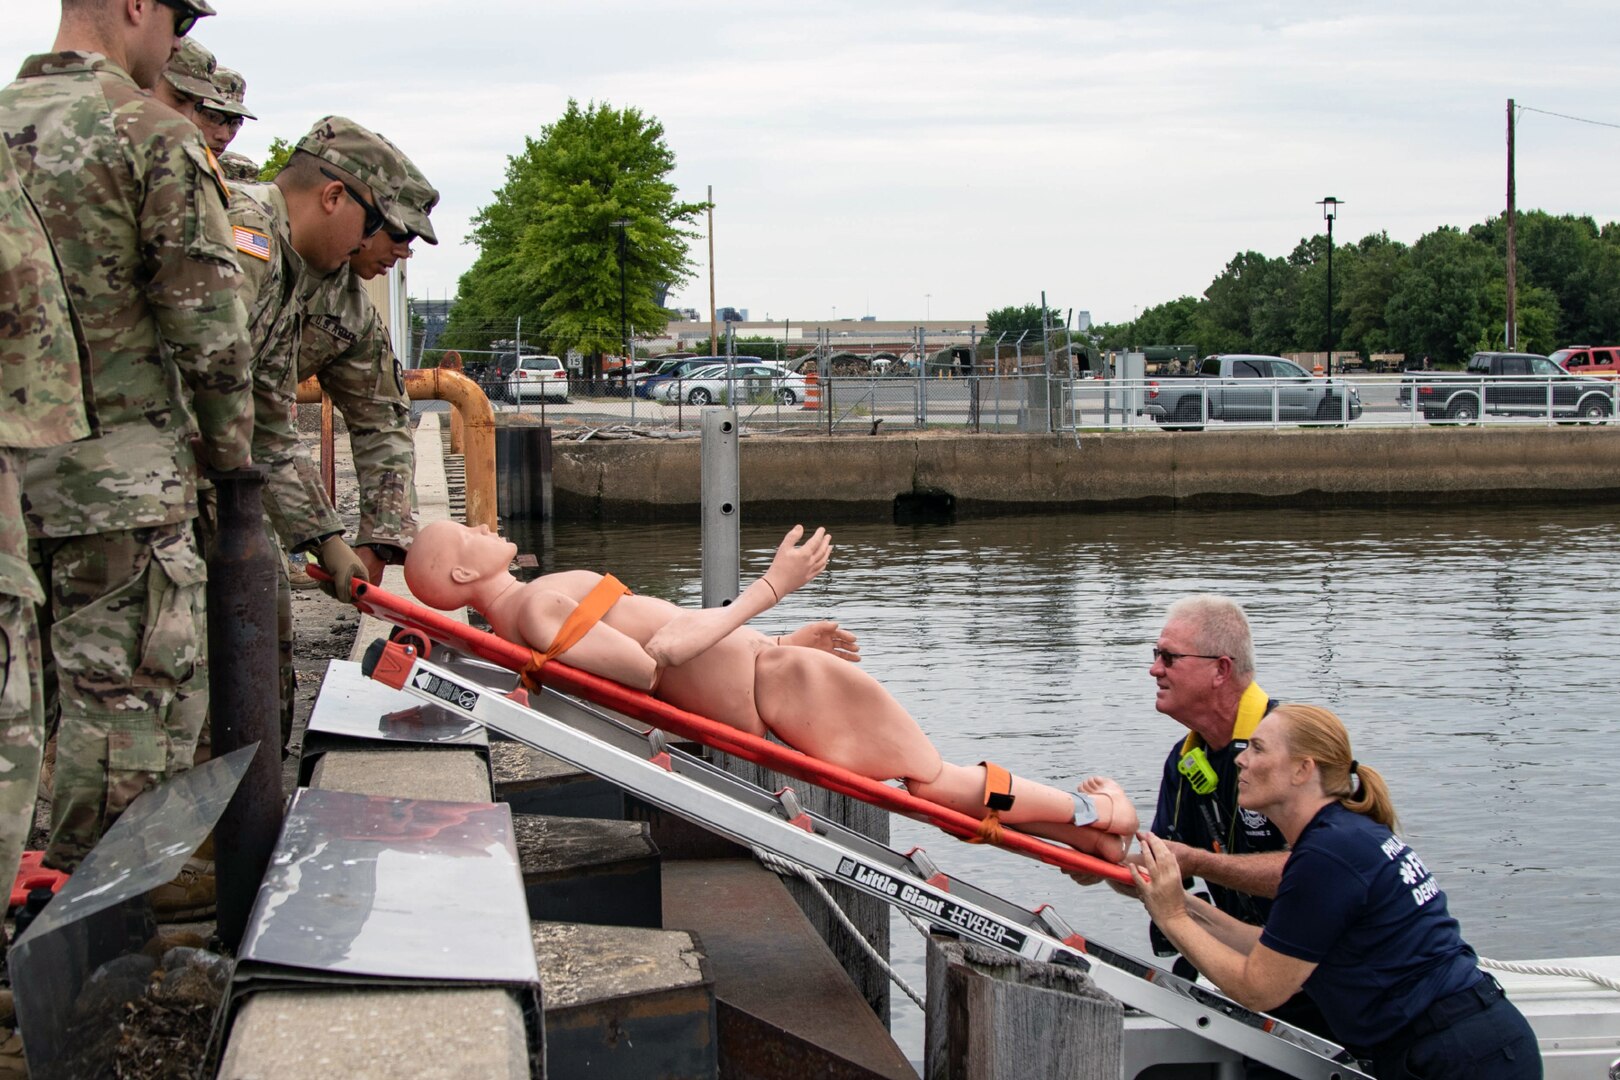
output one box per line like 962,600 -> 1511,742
385,228 -> 413,244
155,0 -> 199,38
320,167 -> 386,237
1152,647 -> 1224,668
197,105 -> 244,129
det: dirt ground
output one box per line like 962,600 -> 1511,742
8,406 -> 387,1078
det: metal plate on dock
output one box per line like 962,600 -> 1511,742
237,786 -> 538,984
10,748 -> 255,1080
307,659 -> 489,746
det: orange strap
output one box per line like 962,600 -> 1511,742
521,574 -> 629,689
968,813 -> 1005,846
980,760 -> 1016,812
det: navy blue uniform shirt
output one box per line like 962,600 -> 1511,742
1260,802 -> 1482,1050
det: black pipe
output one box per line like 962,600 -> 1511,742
205,466 -> 283,949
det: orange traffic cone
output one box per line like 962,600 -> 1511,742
803,370 -> 821,410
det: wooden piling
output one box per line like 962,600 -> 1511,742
924,935 -> 1120,1080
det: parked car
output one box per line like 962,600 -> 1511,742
1549,345 -> 1620,380
636,356 -> 747,399
507,355 -> 569,402
1142,354 -> 1362,429
1396,351 -> 1614,421
652,363 -> 805,406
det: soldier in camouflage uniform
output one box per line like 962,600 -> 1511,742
0,0 -> 255,872
299,148 -> 440,581
152,37 -> 222,127
196,63 -> 253,158
0,138 -> 91,903
222,116 -> 409,749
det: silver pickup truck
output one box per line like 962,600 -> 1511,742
1143,354 -> 1363,430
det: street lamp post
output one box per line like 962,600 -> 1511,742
612,218 -> 630,391
1317,197 -> 1342,376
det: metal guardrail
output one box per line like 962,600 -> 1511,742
461,373 -> 1620,434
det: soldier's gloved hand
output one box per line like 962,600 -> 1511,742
314,536 -> 371,604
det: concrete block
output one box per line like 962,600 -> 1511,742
514,813 -> 662,927
219,987 -> 530,1080
532,920 -> 714,1078
308,748 -> 490,803
491,738 -> 626,819
664,859 -> 915,1080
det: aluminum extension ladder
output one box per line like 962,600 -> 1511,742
363,638 -> 1368,1080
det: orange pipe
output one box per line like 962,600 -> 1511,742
296,368 -> 497,531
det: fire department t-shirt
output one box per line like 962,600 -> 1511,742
1259,802 -> 1482,1050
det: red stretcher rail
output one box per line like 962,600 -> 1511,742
338,575 -> 1135,885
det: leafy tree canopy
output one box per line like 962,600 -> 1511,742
441,99 -> 706,375
1084,210 -> 1620,364
258,137 -> 294,181
984,303 -> 1064,338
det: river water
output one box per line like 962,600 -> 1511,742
510,503 -> 1620,1056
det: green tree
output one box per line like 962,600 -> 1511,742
443,99 -> 706,379
258,136 -> 294,181
984,303 -> 1063,338
1383,227 -> 1496,363
1202,251 -> 1295,354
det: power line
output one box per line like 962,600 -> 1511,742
1516,104 -> 1620,131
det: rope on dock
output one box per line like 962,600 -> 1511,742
752,846 -> 929,1010
1478,957 -> 1620,993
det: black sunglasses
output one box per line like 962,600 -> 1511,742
1152,647 -> 1224,668
320,167 -> 386,237
197,105 -> 244,129
155,0 -> 199,37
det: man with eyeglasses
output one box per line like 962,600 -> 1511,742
1084,594 -> 1334,1072
297,149 -> 439,588
210,117 -> 409,763
0,0 -> 253,876
198,64 -> 252,159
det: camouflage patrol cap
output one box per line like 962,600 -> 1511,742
163,39 -> 223,104
376,134 -> 440,244
208,67 -> 257,120
169,0 -> 219,14
295,116 -> 410,233
218,150 -> 260,182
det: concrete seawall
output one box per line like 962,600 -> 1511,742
550,426 -> 1620,521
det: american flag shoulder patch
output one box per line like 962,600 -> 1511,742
233,226 -> 272,261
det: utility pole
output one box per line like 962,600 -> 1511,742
1506,98 -> 1518,350
707,185 -> 718,356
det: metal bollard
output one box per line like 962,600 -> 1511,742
700,409 -> 740,608
205,466 -> 284,950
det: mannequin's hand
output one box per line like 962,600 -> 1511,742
762,525 -> 830,598
780,621 -> 860,662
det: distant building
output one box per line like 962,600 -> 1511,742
1075,311 -> 1092,332
717,306 -> 748,322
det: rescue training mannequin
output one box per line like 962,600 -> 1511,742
404,520 -> 1138,861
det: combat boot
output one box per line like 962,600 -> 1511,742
148,856 -> 215,922
0,989 -> 24,1078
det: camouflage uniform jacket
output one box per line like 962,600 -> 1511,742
226,181 -> 342,552
0,53 -> 253,538
299,269 -> 416,552
0,137 -> 91,602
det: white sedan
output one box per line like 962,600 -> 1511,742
508,355 -> 569,402
652,363 -> 808,406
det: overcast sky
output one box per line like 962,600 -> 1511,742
8,1 -> 1620,326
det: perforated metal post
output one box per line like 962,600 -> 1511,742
701,409 -> 740,608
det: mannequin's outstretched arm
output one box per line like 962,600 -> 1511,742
643,526 -> 830,669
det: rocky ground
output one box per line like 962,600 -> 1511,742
7,405 -> 391,1078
